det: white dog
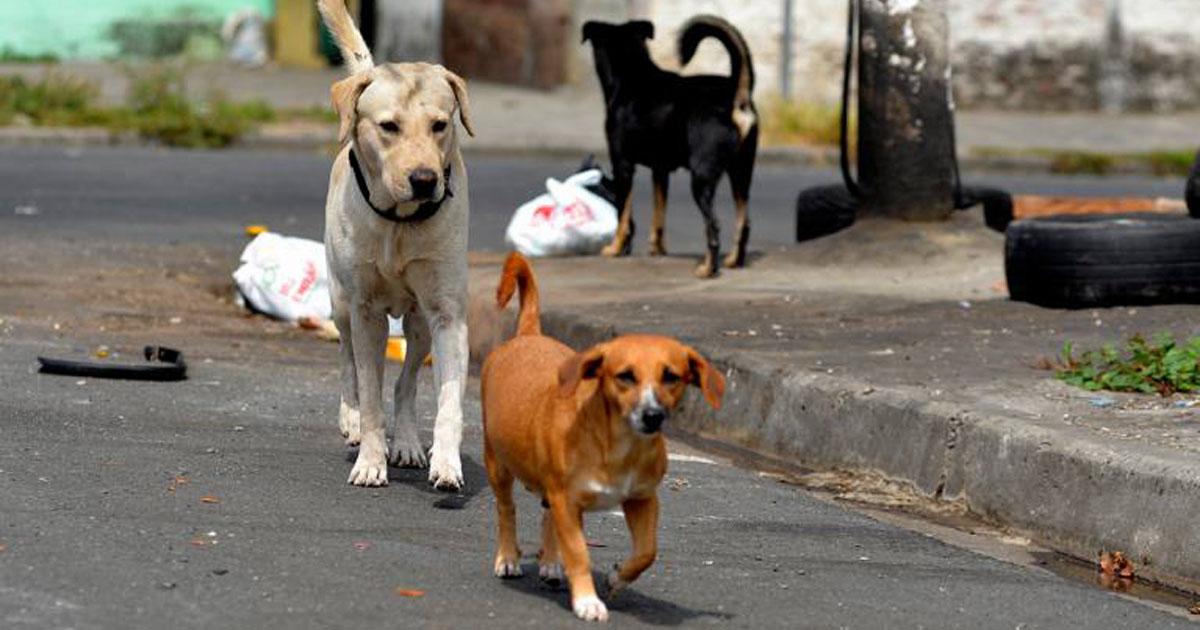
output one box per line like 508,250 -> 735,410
318,0 -> 473,490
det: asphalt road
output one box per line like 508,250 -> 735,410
0,145 -> 1185,254
0,146 -> 1192,628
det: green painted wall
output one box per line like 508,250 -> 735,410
0,1 -> 275,59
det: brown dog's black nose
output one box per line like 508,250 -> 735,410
409,168 -> 438,199
641,408 -> 666,433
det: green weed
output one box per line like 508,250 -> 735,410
1056,333 -> 1200,396
1049,151 -> 1115,175
761,98 -> 853,148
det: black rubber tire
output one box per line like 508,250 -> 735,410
957,185 -> 1013,232
1005,213 -> 1200,308
1185,149 -> 1200,218
795,184 -> 858,242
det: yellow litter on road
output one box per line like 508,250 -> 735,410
386,338 -> 407,362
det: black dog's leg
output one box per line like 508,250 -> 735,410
690,172 -> 720,278
601,162 -> 636,257
725,128 -> 757,268
649,169 -> 669,256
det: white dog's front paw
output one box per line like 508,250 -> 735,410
389,433 -> 428,468
427,444 -> 463,491
339,400 -> 361,446
572,596 -> 609,622
539,562 -> 564,586
347,438 -> 388,486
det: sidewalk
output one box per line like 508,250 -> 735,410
465,214 -> 1200,589
3,62 -> 1199,170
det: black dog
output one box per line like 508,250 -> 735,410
582,15 -> 758,278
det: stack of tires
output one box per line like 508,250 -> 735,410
1005,152 -> 1200,308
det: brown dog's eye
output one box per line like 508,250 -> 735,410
662,369 -> 680,385
379,121 -> 400,134
615,369 -> 637,386
431,120 -> 448,133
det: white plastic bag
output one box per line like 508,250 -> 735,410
223,9 -> 269,68
233,233 -> 405,336
505,169 -> 618,257
233,233 -> 332,323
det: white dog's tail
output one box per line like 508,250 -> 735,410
317,0 -> 374,75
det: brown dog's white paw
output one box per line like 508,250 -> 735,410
427,445 -> 463,491
339,400 -> 361,445
538,562 -> 564,586
389,434 -> 427,468
493,556 -> 524,579
572,596 -> 609,622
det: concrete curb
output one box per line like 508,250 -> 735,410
532,307 -> 1200,587
0,125 -> 1167,175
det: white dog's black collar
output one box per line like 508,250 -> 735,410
349,148 -> 452,223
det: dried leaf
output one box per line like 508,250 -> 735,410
1098,550 -> 1135,591
166,475 -> 189,493
1188,603 -> 1200,615
200,495 -> 221,504
188,537 -> 208,548
395,588 -> 425,598
586,539 -> 606,548
353,541 -> 371,551
1099,550 -> 1134,578
0,542 -> 7,553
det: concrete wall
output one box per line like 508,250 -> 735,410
0,1 -> 274,60
569,0 -> 1200,111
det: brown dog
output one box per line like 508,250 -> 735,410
481,253 -> 725,622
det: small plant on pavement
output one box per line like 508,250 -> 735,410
0,73 -> 111,126
1056,333 -> 1200,396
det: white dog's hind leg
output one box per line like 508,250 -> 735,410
425,303 -> 466,491
347,305 -> 390,487
390,311 -> 430,468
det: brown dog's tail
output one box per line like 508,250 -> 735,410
496,252 -> 541,337
317,0 -> 374,75
678,15 -> 757,142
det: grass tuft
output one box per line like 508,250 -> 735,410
760,98 -> 853,147
1056,333 -> 1200,396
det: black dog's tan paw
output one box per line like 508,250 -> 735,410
600,241 -> 625,257
723,250 -> 745,268
693,262 -> 718,278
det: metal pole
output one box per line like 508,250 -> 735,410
780,0 -> 794,99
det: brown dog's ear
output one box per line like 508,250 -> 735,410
558,345 -> 606,397
331,72 -> 372,146
442,69 -> 475,138
685,347 -> 725,410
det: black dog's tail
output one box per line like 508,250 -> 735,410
678,15 -> 757,141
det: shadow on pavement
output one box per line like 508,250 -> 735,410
340,447 -> 487,509
500,568 -> 734,626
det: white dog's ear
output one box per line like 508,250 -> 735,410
442,69 -> 475,137
331,73 -> 372,146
